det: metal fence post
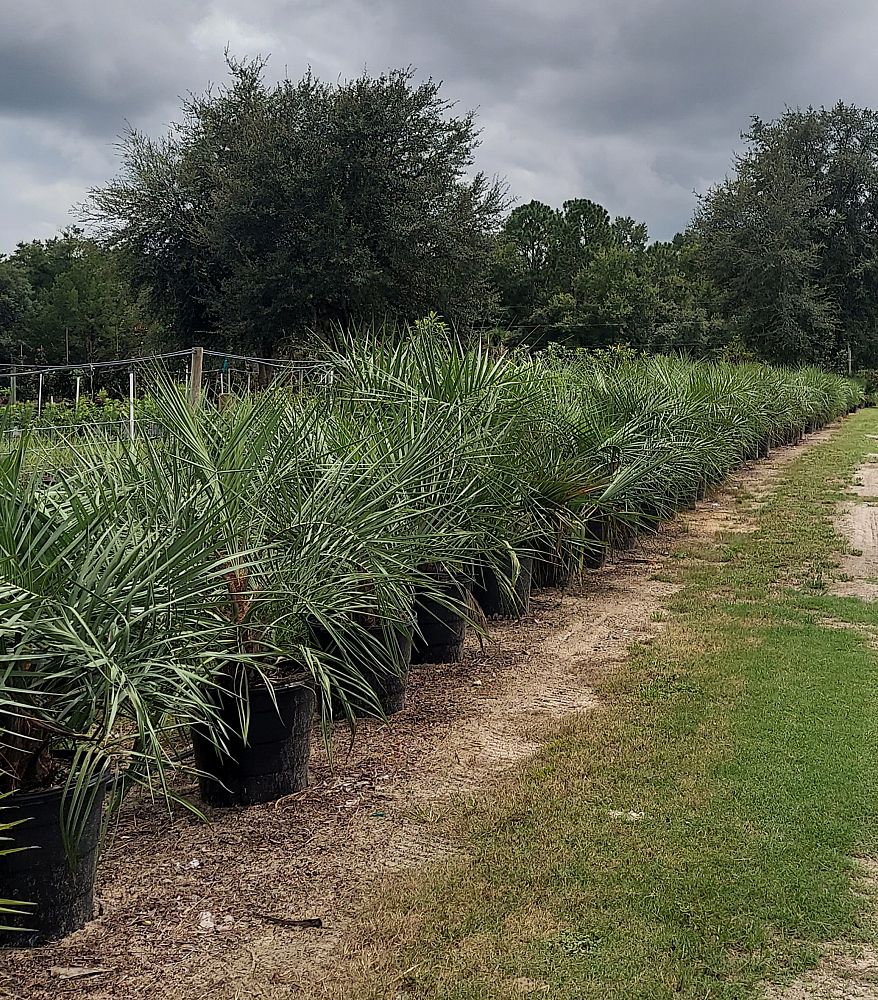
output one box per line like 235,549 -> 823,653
129,370 -> 135,440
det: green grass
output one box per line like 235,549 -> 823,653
357,410 -> 878,999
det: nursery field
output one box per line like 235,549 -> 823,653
0,331 -> 869,998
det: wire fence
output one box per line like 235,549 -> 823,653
0,347 -> 333,462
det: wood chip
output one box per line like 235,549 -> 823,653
50,967 -> 113,980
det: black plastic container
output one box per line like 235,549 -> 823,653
612,521 -> 638,552
636,500 -> 663,534
475,553 -> 533,619
321,626 -> 413,718
191,676 -> 315,807
532,535 -> 571,589
411,575 -> 472,663
360,637 -> 410,715
582,518 -> 608,571
0,770 -> 108,946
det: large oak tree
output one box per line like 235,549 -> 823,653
693,103 -> 878,366
87,57 -> 506,356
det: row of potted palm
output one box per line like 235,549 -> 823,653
0,330 -> 863,944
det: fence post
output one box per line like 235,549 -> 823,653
189,346 -> 204,407
75,375 -> 81,409
37,373 -> 43,418
9,367 -> 15,406
129,370 -> 135,440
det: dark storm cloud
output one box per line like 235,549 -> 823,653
2,0 -> 877,250
0,4 -> 197,127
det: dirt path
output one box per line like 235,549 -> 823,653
833,449 -> 878,600
0,431 -> 839,1000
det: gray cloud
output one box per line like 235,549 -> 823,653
1,0 -> 876,251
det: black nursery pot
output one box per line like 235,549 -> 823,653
582,518 -> 608,571
532,535 -> 571,589
191,676 -> 315,807
321,626 -> 413,719
613,521 -> 638,552
411,575 -> 472,663
474,552 -> 534,619
0,770 -> 109,946
636,500 -> 663,534
359,630 -> 411,716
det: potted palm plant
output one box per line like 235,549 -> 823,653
0,440 -> 234,944
117,385 -> 319,808
138,381 -> 430,799
325,326 -> 536,658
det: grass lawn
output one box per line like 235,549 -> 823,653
356,410 -> 878,999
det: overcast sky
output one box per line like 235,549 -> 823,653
2,0 -> 877,252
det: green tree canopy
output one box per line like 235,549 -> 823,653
0,229 -> 158,366
491,198 -> 725,352
0,259 -> 33,358
86,56 -> 507,356
693,102 -> 878,366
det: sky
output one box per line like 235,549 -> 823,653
2,0 -> 877,252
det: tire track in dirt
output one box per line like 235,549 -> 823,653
1,428 -> 838,1000
833,449 -> 878,601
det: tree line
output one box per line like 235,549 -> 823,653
2,56 -> 877,371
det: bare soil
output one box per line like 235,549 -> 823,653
833,455 -> 878,600
765,954 -> 878,1000
0,429 -> 843,1000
